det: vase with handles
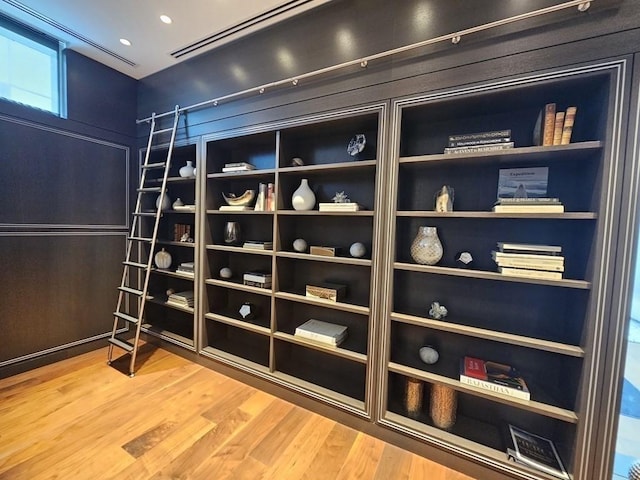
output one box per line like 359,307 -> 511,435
410,226 -> 443,265
291,178 -> 316,211
179,160 -> 196,178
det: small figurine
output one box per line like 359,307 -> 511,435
435,185 -> 454,212
429,301 -> 448,320
239,302 -> 257,320
332,191 -> 350,203
455,251 -> 474,268
291,157 -> 304,167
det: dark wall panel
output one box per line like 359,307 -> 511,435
0,116 -> 129,227
0,233 -> 125,364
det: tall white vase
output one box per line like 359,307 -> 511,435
291,178 -> 316,211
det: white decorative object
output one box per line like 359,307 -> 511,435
435,185 -> 454,212
410,226 -> 443,265
179,160 -> 195,178
156,193 -> 171,211
154,248 -> 172,269
219,267 -> 232,279
347,134 -> 366,156
349,242 -> 366,258
293,238 -> 308,252
222,190 -> 255,207
429,302 -> 448,320
291,178 -> 315,210
419,346 -> 439,364
172,197 -> 184,209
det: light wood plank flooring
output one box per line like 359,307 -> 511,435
0,344 -> 474,480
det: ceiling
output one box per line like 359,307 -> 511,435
0,0 -> 332,79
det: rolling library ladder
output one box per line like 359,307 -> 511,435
107,106 -> 181,376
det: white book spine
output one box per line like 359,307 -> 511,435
459,375 -> 530,400
294,329 -> 343,345
495,260 -> 564,272
499,267 -> 562,280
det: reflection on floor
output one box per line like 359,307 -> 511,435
613,319 -> 640,480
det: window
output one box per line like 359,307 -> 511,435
0,15 -> 64,115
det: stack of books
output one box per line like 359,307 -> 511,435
493,197 -> 564,213
534,103 -> 577,146
167,290 -> 194,308
294,319 -> 348,347
222,162 -> 256,173
176,261 -> 194,276
242,240 -> 273,250
493,242 -> 564,280
242,271 -> 272,288
444,129 -> 514,154
318,202 -> 361,212
507,425 -> 569,479
254,183 -> 275,211
459,356 -> 530,400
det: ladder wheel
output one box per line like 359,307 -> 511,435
129,372 -> 135,378
107,360 -> 112,365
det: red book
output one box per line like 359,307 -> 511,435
460,356 -> 530,400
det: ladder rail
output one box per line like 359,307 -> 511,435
108,106 -> 182,376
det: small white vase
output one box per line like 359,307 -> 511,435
179,160 -> 195,178
410,226 -> 443,265
154,248 -> 172,269
292,178 -> 315,211
156,193 -> 171,211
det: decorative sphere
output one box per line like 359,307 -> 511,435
419,346 -> 439,364
293,238 -> 308,252
349,242 -> 366,258
219,267 -> 232,279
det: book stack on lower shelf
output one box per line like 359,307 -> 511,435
444,129 -> 514,154
176,262 -> 195,276
243,240 -> 273,250
222,162 -> 256,173
459,356 -> 530,400
294,319 -> 348,347
507,425 -> 569,479
243,271 -> 272,288
493,197 -> 564,213
166,290 -> 194,308
493,242 -> 564,281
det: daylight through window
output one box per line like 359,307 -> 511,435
0,16 -> 62,115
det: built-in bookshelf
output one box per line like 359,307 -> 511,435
199,106 -> 386,416
379,64 -> 623,480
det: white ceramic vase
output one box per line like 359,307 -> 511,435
410,226 -> 443,265
179,160 -> 196,178
291,178 -> 316,211
154,248 -> 172,269
156,193 -> 171,211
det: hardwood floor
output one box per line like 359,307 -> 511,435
0,345 -> 474,480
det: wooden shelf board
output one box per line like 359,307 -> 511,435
141,324 -> 194,348
398,141 -> 603,165
151,269 -> 195,281
270,370 -> 366,413
276,251 -> 372,266
207,168 -> 277,179
205,312 -> 271,336
161,209 -> 196,214
156,240 -> 196,248
396,211 -> 597,220
205,278 -> 273,296
147,297 -> 194,314
148,176 -> 196,184
393,262 -> 591,289
206,209 -> 274,215
274,291 -> 370,315
390,312 -> 584,357
277,159 -> 377,174
200,346 -> 271,375
276,210 -> 374,216
206,244 -> 274,255
273,331 -> 367,364
387,362 -> 578,423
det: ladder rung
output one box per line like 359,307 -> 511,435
118,286 -> 143,296
108,336 -> 135,352
152,128 -> 173,135
133,212 -> 157,217
128,236 -> 152,242
123,260 -> 148,269
143,162 -> 166,170
114,311 -> 140,324
138,187 -> 162,193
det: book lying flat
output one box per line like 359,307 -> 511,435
492,251 -> 565,264
493,204 -> 564,213
460,356 -> 530,400
509,425 -> 569,479
499,267 -> 562,281
494,259 -> 564,272
497,242 -> 562,255
295,319 -> 347,346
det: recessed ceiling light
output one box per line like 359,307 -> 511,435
160,15 -> 172,24
120,38 -> 131,46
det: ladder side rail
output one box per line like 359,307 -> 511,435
129,107 -> 181,374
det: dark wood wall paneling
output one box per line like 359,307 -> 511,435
0,51 -> 138,375
137,0 -> 633,141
